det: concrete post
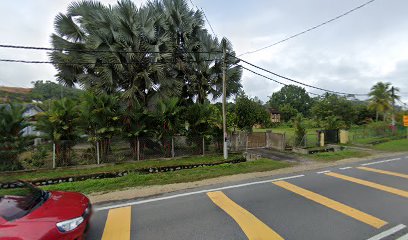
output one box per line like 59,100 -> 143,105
202,137 -> 205,156
96,141 -> 100,164
320,132 -> 325,147
137,138 -> 140,161
52,143 -> 56,169
171,137 -> 175,158
339,130 -> 349,144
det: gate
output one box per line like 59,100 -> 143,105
247,132 -> 267,149
318,130 -> 339,144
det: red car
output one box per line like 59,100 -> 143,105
0,181 -> 91,240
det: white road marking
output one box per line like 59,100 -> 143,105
317,170 -> 331,174
397,233 -> 408,240
339,167 -> 352,170
95,174 -> 305,211
366,224 -> 406,240
361,158 -> 402,166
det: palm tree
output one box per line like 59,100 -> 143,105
122,102 -> 151,160
154,97 -> 183,156
80,92 -> 121,162
36,98 -> 80,166
0,104 -> 29,170
50,0 -> 171,107
368,82 -> 399,121
50,0 -> 242,106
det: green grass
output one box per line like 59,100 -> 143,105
373,139 -> 408,152
307,150 -> 371,162
42,159 -> 291,194
0,155 -> 242,182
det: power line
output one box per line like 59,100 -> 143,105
239,65 -> 321,97
233,54 -> 368,96
0,58 -> 220,65
0,44 -> 221,54
239,0 -> 377,56
189,0 -> 217,37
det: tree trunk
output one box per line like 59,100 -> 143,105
376,111 -> 379,121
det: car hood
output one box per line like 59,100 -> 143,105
18,191 -> 89,223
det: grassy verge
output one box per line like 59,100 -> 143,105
373,139 -> 408,152
307,150 -> 371,162
0,155 -> 242,182
42,159 -> 292,194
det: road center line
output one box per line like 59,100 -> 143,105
273,181 -> 387,229
207,191 -> 284,240
357,167 -> 408,180
325,172 -> 408,198
101,206 -> 131,240
366,224 -> 406,240
95,174 -> 305,211
361,158 -> 402,166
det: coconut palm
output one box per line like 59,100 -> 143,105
368,82 -> 399,121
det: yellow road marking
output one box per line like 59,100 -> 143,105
273,181 -> 387,229
357,167 -> 408,180
101,206 -> 131,240
207,191 -> 284,240
326,172 -> 408,199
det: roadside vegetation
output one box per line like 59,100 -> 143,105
42,159 -> 291,194
306,150 -> 371,162
373,139 -> 408,152
0,155 -> 243,182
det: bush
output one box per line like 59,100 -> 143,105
366,121 -> 390,136
294,114 -> 306,146
20,145 -> 49,169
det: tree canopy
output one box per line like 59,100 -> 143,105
50,0 -> 242,107
268,85 -> 313,117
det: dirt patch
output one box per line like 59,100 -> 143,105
89,151 -> 406,204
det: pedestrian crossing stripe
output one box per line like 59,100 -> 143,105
325,172 -> 408,199
101,206 -> 131,240
207,191 -> 284,240
273,181 -> 387,229
357,167 -> 408,180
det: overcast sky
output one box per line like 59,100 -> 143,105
0,0 -> 407,103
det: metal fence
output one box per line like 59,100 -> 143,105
351,127 -> 406,145
17,135 -> 223,169
285,133 -> 319,149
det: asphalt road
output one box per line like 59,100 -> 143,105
87,154 -> 408,240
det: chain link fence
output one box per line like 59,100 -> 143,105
351,126 -> 406,145
15,135 -> 223,170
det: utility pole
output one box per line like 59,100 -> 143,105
222,41 -> 228,159
391,86 -> 396,134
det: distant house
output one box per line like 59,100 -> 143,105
268,108 -> 281,123
22,104 -> 43,137
0,103 -> 44,138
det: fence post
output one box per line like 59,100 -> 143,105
245,134 -> 248,151
171,137 -> 175,158
202,137 -> 205,156
282,133 -> 286,151
52,143 -> 56,169
304,135 -> 307,148
137,138 -> 140,161
96,141 -> 100,165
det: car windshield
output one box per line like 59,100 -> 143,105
0,181 -> 43,221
